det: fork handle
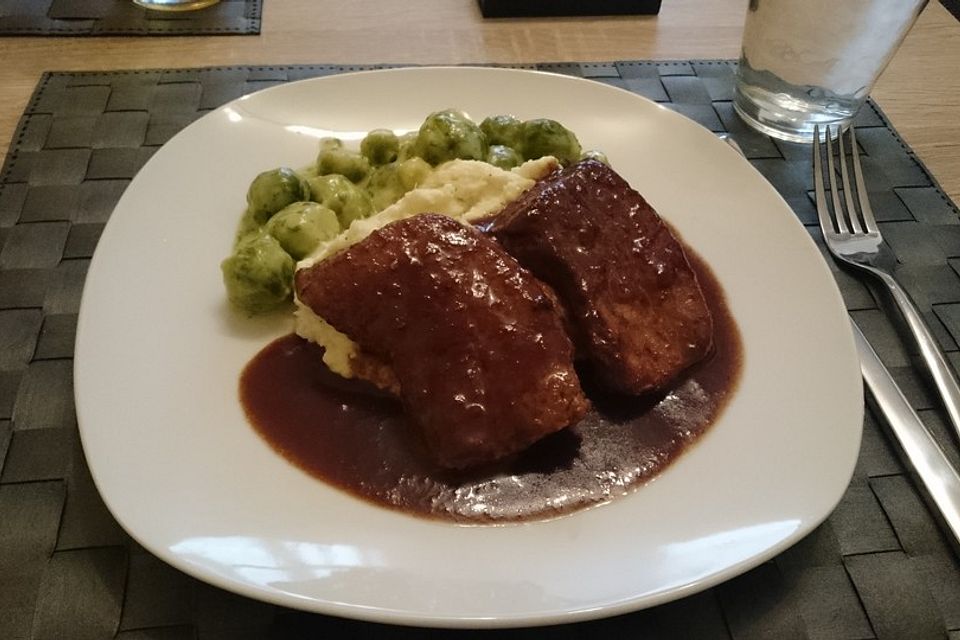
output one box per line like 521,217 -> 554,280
872,268 -> 960,446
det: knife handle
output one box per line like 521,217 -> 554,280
853,318 -> 960,552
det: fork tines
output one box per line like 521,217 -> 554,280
813,124 -> 879,237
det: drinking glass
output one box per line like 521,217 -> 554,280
733,0 -> 928,143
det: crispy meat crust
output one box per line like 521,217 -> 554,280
490,159 -> 714,394
295,214 -> 588,469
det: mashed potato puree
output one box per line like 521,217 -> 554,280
294,156 -> 559,388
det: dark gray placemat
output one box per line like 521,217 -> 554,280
478,0 -> 662,17
1,61 -> 959,639
0,0 -> 260,36
942,0 -> 960,22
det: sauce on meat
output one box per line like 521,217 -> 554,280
239,249 -> 742,523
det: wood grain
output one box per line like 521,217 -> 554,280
0,0 -> 957,199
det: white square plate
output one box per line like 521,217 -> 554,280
74,66 -> 863,628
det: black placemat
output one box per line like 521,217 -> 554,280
478,0 -> 662,17
1,61 -> 959,639
0,0 -> 261,36
943,0 -> 960,22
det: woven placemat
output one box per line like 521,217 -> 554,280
1,62 -> 959,639
0,0 -> 261,36
942,0 -> 960,22
477,0 -> 662,17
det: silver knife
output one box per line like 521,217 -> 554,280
717,133 -> 960,548
853,317 -> 960,549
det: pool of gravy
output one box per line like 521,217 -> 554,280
240,250 -> 742,523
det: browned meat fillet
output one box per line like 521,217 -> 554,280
295,214 -> 589,469
490,159 -> 714,395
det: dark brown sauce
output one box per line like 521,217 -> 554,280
240,250 -> 742,523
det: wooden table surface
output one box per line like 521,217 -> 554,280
2,0 -> 959,200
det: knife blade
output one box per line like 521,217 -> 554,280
853,317 -> 960,551
716,131 -> 960,550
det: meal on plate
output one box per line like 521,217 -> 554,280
224,109 -> 743,523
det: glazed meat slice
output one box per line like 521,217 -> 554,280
490,159 -> 713,395
295,214 -> 589,469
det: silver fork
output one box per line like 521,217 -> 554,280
814,124 -> 960,446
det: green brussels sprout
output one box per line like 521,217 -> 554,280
360,129 -> 400,166
485,144 -> 523,170
265,201 -> 341,259
480,114 -> 523,149
414,109 -> 487,165
396,131 -> 419,162
365,164 -> 407,211
246,167 -> 309,225
318,137 -> 343,152
397,157 -> 432,191
297,164 -> 320,180
317,144 -> 370,183
520,118 -> 582,166
580,149 -> 610,165
234,207 -> 262,244
307,174 -> 375,228
221,232 -> 295,314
